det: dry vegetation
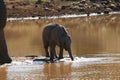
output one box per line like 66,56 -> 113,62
5,0 -> 120,18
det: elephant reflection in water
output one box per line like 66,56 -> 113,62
0,0 -> 12,65
43,63 -> 72,79
42,23 -> 74,61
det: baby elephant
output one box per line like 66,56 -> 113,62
42,23 -> 74,61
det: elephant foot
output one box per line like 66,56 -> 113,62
71,56 -> 74,61
55,55 -> 58,58
49,58 -> 54,63
58,57 -> 64,60
70,56 -> 74,61
0,58 -> 12,65
46,54 -> 50,57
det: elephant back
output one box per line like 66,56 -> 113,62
0,0 -> 7,30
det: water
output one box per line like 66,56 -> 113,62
0,54 -> 120,80
5,14 -> 120,56
1,14 -> 120,80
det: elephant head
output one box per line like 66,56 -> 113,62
60,27 -> 74,61
63,35 -> 71,51
63,35 -> 74,60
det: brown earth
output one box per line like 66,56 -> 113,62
5,0 -> 120,18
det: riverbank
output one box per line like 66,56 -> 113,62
6,0 -> 120,18
7,11 -> 120,21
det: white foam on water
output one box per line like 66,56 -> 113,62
10,60 -> 33,65
7,65 -> 43,72
5,55 -> 120,72
71,57 -> 120,68
33,61 -> 46,65
56,57 -> 104,63
7,59 -> 44,72
7,61 -> 43,72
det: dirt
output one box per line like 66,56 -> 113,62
5,0 -> 120,18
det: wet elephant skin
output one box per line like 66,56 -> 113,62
42,23 -> 74,61
0,0 -> 12,65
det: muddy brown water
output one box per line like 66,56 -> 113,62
0,14 -> 120,80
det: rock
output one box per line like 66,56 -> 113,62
79,0 -> 86,4
101,0 -> 110,5
104,8 -> 112,14
90,0 -> 97,3
79,7 -> 85,12
44,7 -> 52,11
114,0 -> 120,2
109,3 -> 116,10
61,5 -> 70,10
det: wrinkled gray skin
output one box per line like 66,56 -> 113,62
0,0 -> 12,65
42,23 -> 74,61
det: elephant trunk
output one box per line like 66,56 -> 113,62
67,48 -> 74,61
0,0 -> 12,65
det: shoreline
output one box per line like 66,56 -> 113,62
7,11 -> 120,21
6,0 -> 120,19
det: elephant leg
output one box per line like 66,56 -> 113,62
68,49 -> 74,61
45,46 -> 49,57
54,46 -> 58,58
0,30 -> 12,65
50,44 -> 55,62
43,40 -> 49,57
58,47 -> 63,59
